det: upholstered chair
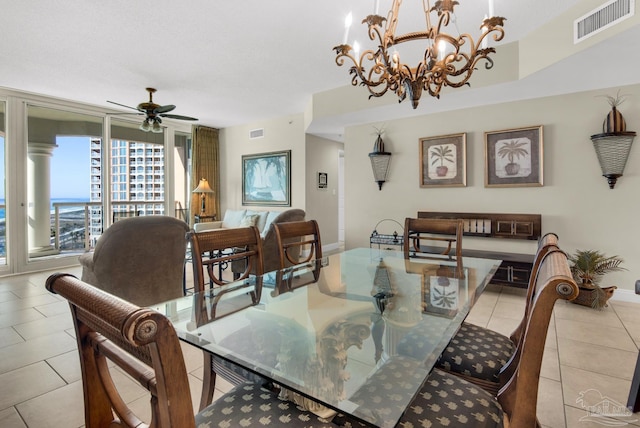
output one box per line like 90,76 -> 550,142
78,215 -> 189,307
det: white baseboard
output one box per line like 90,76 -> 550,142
610,288 -> 640,304
323,242 -> 340,253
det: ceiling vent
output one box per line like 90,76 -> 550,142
574,0 -> 634,43
249,128 -> 264,139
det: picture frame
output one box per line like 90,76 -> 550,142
485,125 -> 544,187
419,133 -> 467,187
242,150 -> 291,206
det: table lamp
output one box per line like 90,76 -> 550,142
192,178 -> 214,215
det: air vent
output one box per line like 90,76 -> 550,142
249,128 -> 264,139
574,0 -> 634,43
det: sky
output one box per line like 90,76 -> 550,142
0,136 -> 90,201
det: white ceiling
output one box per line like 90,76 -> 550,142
1,0 -> 637,138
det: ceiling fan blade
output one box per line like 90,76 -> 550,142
154,104 -> 176,114
107,100 -> 142,111
159,113 -> 199,121
106,112 -> 145,116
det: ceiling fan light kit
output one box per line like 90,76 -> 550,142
108,87 -> 198,132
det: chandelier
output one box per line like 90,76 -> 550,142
333,0 -> 506,109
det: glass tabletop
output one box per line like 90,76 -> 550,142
153,247 -> 501,428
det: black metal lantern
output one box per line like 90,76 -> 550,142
369,135 -> 392,190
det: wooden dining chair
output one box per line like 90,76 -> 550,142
45,273 -> 336,428
273,220 -> 323,290
403,217 -> 463,262
187,225 -> 264,292
435,232 -> 560,395
274,219 -> 323,268
187,226 -> 274,410
339,248 -> 578,428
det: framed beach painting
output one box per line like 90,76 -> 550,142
485,125 -> 544,187
419,133 -> 466,187
242,150 -> 291,206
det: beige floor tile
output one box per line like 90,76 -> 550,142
46,350 -> 81,384
12,313 -> 74,341
181,341 -> 205,374
0,332 -> 77,374
0,407 -> 27,428
16,381 -> 84,428
537,377 -> 566,428
0,291 -> 20,303
0,327 -> 24,348
0,362 -> 66,410
33,300 -> 70,318
541,346 -> 561,381
486,315 -> 520,338
558,338 -> 637,380
492,300 -> 525,321
561,365 -> 632,412
553,301 -> 623,328
0,309 -> 45,329
465,304 -> 493,328
555,317 -> 638,352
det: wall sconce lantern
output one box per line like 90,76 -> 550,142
369,134 -> 392,190
590,92 -> 636,189
192,178 -> 214,215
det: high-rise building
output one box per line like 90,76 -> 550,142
89,138 -> 166,245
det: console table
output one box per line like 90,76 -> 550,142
417,211 -> 542,288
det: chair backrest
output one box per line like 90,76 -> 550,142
81,216 -> 189,306
497,233 -> 560,384
45,273 -> 197,428
273,219 -> 323,268
497,249 -> 578,426
187,226 -> 264,294
403,217 -> 463,266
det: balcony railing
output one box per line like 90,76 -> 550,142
0,201 -> 166,258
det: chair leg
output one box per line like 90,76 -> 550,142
199,352 -> 217,411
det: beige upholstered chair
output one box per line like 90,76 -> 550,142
45,273 -> 335,428
78,215 -> 189,307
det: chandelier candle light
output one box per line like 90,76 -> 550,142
333,0 -> 506,109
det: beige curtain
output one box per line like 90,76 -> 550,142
190,125 -> 220,226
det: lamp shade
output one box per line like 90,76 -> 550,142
192,178 -> 214,194
369,135 -> 392,190
590,132 -> 636,189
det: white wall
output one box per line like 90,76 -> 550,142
344,83 -> 640,292
219,113 -> 306,214
305,135 -> 343,249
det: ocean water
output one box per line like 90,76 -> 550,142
0,198 -> 89,222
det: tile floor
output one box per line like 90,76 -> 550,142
1,265 -> 640,427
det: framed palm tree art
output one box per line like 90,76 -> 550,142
485,125 -> 544,187
419,133 -> 467,187
242,150 -> 291,206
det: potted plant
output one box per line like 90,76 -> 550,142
568,249 -> 625,309
497,139 -> 529,175
430,144 -> 454,176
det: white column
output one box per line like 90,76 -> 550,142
27,142 -> 59,257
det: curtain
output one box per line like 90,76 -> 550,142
190,125 -> 220,225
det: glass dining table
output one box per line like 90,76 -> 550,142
153,247 -> 501,428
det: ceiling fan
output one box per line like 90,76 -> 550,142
107,87 -> 198,133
